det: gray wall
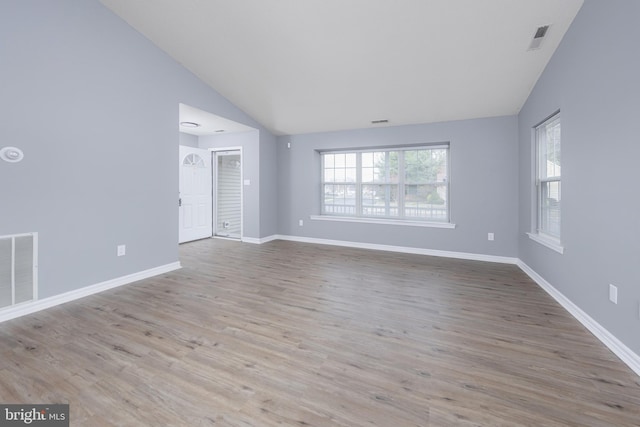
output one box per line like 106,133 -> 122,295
179,132 -> 199,148
277,116 -> 519,257
0,0 -> 277,299
518,0 -> 640,354
260,131 -> 279,238
198,131 -> 262,239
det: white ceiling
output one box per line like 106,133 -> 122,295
101,0 -> 584,136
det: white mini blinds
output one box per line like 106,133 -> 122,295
321,145 -> 449,222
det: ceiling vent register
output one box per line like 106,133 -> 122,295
528,25 -> 550,51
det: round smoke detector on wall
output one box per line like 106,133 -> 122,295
0,147 -> 24,163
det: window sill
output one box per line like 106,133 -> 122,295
527,232 -> 564,254
310,215 -> 456,229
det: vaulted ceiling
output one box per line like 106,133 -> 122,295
100,0 -> 584,136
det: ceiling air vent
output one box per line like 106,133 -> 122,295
371,119 -> 389,125
528,25 -> 550,51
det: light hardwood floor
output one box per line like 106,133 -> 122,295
1,238 -> 639,426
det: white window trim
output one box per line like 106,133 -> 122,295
310,215 -> 456,228
527,232 -> 564,254
531,111 -> 562,251
320,144 -> 451,224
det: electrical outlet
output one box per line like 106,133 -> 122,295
117,244 -> 126,257
299,219 -> 304,226
609,284 -> 617,304
488,233 -> 494,241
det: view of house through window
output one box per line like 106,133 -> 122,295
535,112 -> 561,240
321,145 -> 449,222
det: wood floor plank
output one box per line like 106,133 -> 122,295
0,238 -> 639,426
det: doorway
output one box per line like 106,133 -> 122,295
213,150 -> 242,239
178,103 -> 256,244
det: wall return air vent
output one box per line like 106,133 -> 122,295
528,25 -> 551,51
0,233 -> 38,310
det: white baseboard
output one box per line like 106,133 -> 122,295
517,260 -> 640,377
242,235 -> 279,244
0,261 -> 182,324
270,234 -> 518,264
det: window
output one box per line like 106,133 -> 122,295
321,145 -> 449,222
534,112 -> 561,242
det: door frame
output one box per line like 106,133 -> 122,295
209,146 -> 243,240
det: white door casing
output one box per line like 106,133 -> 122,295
179,146 -> 212,243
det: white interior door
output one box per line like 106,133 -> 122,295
179,145 -> 212,243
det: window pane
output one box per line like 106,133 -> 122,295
404,148 -> 447,183
323,152 -> 357,184
404,184 -> 448,221
345,153 -> 356,167
362,168 -> 374,183
362,152 -> 374,168
539,118 -> 561,179
373,164 -> 386,183
387,152 -> 399,183
363,151 -> 389,183
345,167 -> 357,182
324,169 -> 334,182
403,150 -> 419,181
323,184 -> 356,215
546,120 -> 561,177
362,184 -> 399,217
324,154 -> 334,168
541,181 -> 561,238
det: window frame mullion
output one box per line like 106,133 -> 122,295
384,151 -> 390,217
355,152 -> 362,217
398,151 -> 405,218
320,154 -> 326,215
